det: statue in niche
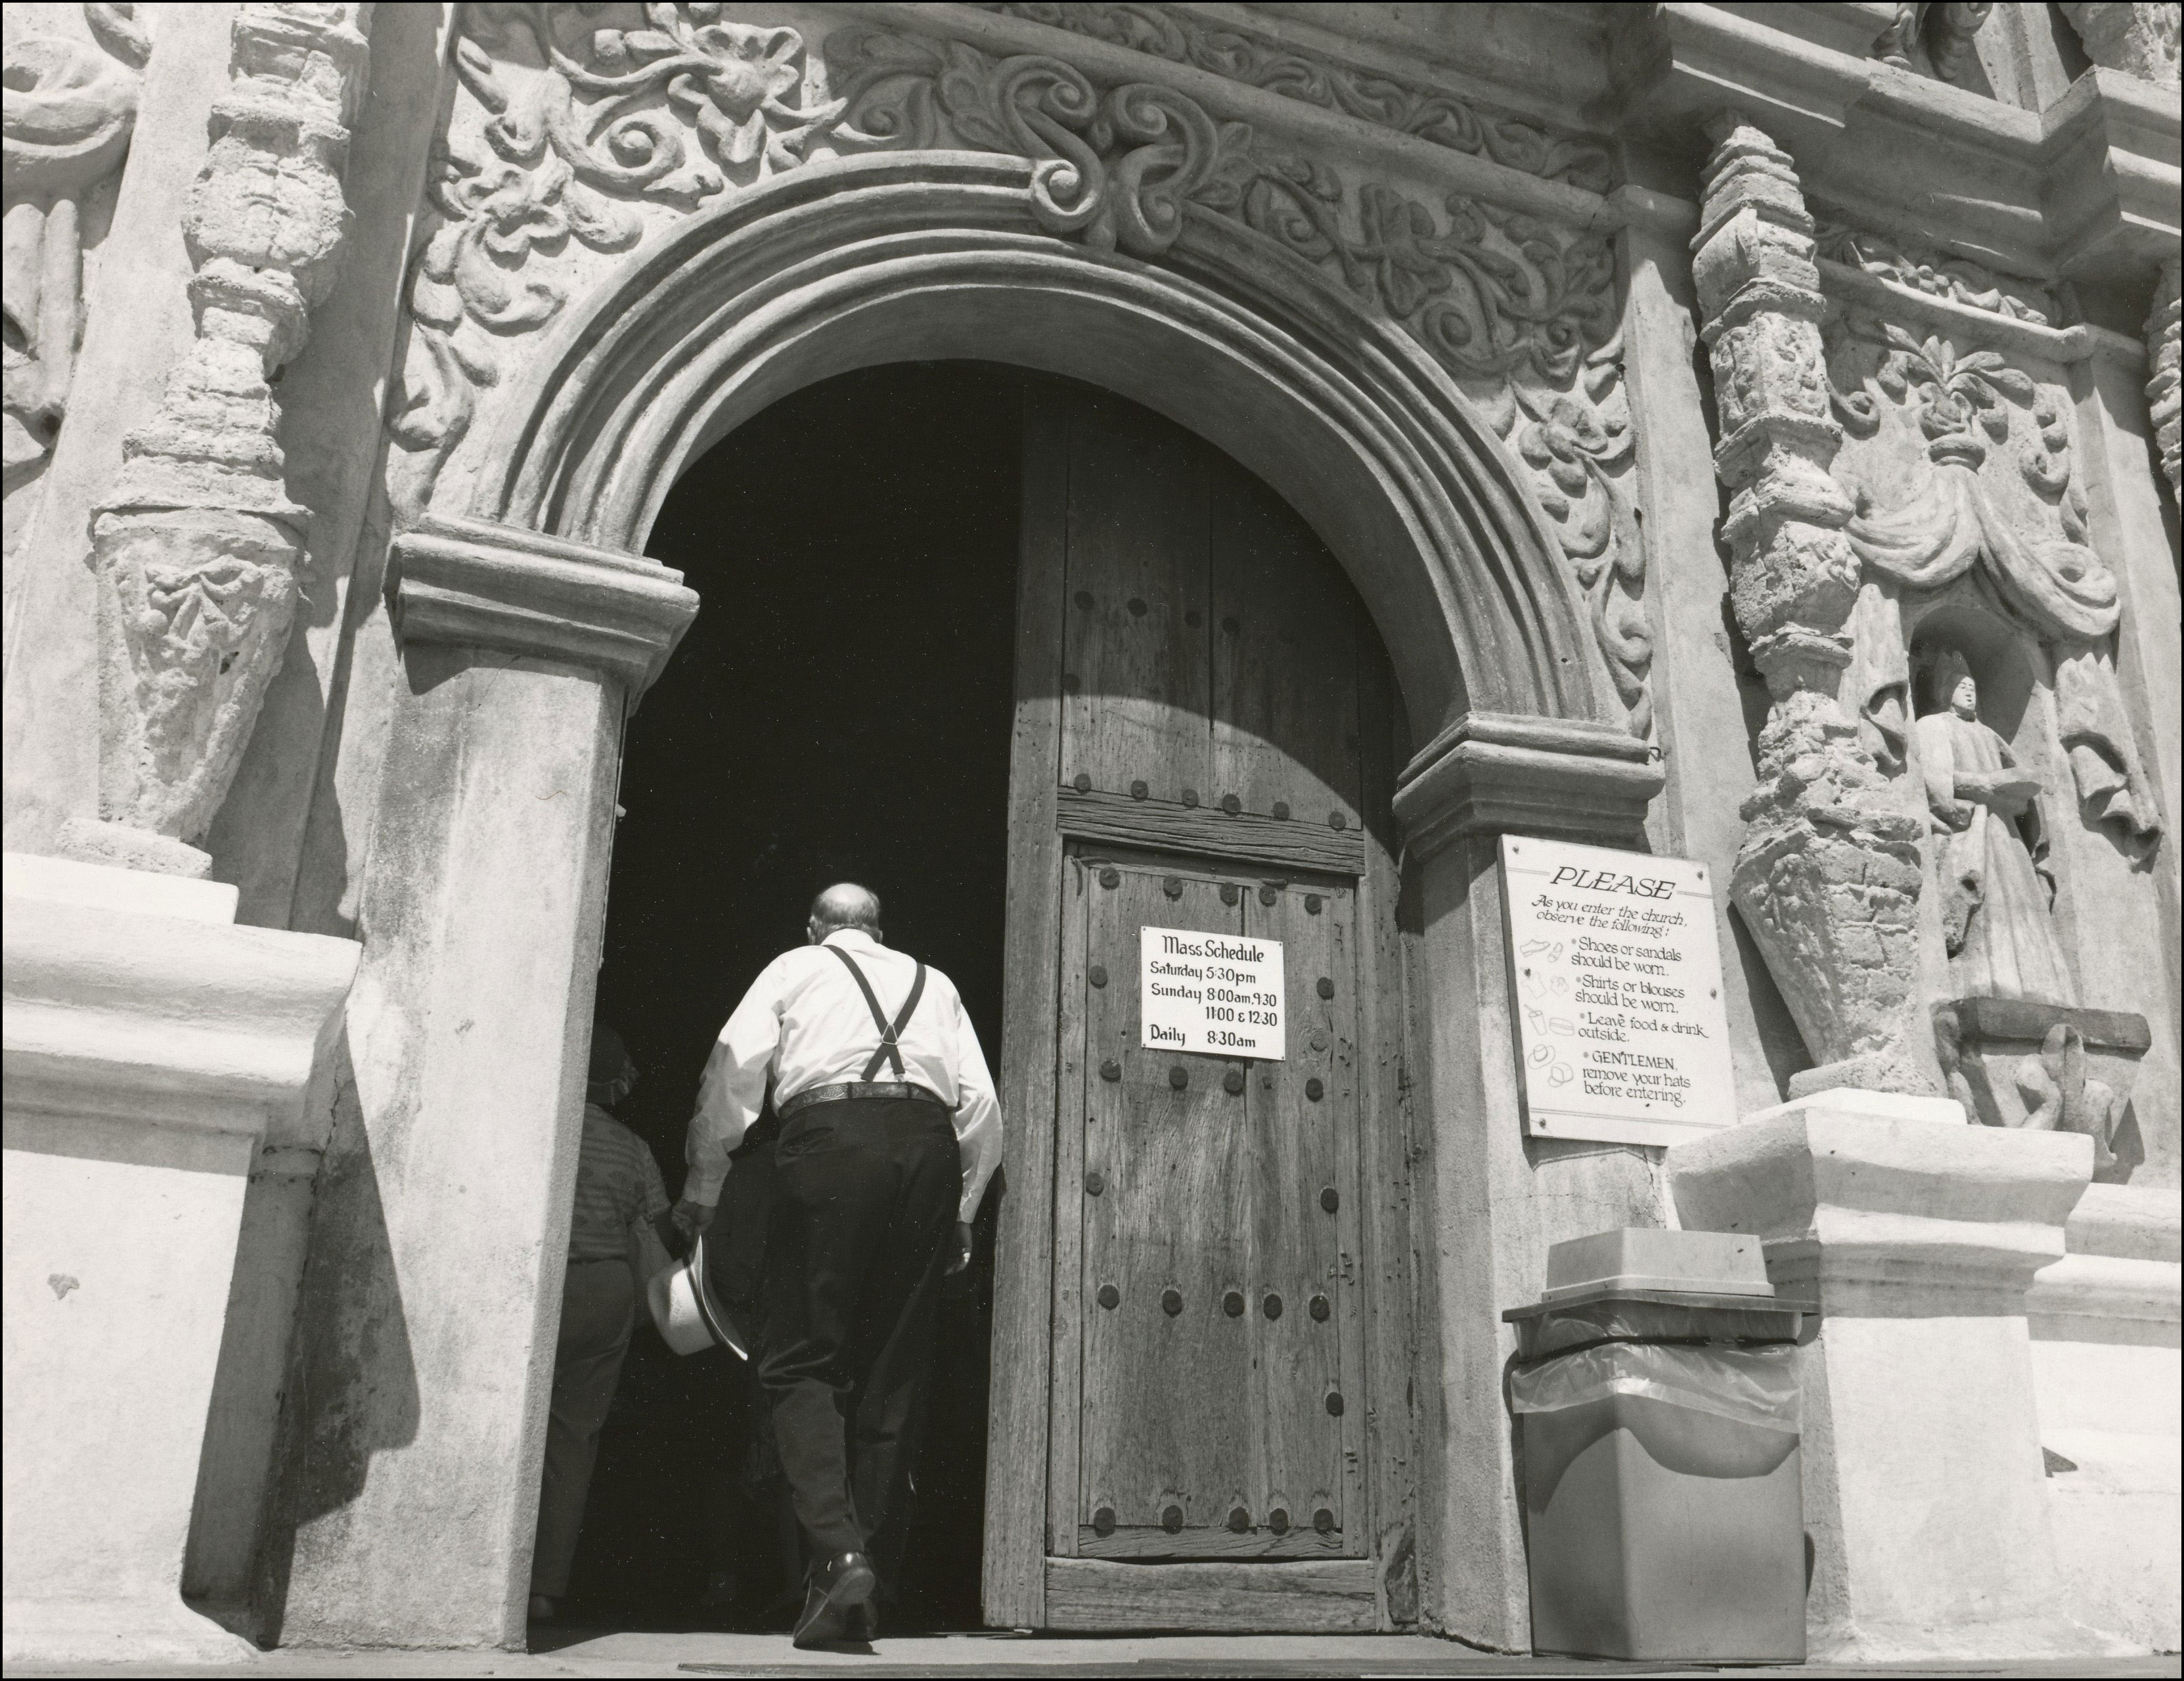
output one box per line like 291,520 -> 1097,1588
1915,648 -> 2074,1004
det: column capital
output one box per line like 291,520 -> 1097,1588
1391,711 -> 1662,859
389,515 -> 700,699
1668,1092 -> 2094,1313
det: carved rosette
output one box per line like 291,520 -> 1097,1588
84,4 -> 370,859
393,7 -> 1650,735
1693,118 -> 1928,1093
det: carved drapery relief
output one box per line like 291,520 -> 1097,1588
1,3 -> 148,541
1823,300 -> 2164,854
972,2 -> 1615,192
393,6 -> 1650,734
2151,255 -> 2180,503
77,4 -> 370,868
1871,2 -> 1995,84
1692,118 -> 1930,1094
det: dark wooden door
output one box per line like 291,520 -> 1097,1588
1062,856 -> 1365,1559
987,383 -> 1404,1630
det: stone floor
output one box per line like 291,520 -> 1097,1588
10,1630 -> 2180,1678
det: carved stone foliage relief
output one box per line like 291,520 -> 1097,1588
392,3 -> 1651,736
1,3 -> 149,548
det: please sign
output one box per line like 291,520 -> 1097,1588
1500,836 -> 1737,1147
1140,926 -> 1286,1060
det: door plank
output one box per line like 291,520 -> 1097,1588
983,387 -> 1070,1628
1078,864 -> 1253,1548
1047,853 -> 1093,1558
1056,786 -> 1366,877
1061,401 -> 1213,805
1209,457 -> 1363,828
1243,882 -> 1367,1557
1044,1559 -> 1378,1633
1356,645 -> 1419,1625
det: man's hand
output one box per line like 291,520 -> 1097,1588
943,1220 -> 974,1277
672,1198 -> 715,1244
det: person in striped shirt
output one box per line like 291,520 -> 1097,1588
528,1022 -> 676,1623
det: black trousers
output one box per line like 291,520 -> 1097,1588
757,1095 -> 960,1582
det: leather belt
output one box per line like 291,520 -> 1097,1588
779,1081 -> 947,1119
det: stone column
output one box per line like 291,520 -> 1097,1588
263,516 -> 695,1649
1667,1091 -> 2110,1661
1390,713 -> 1666,1649
2026,1182 -> 2182,1654
2,851 -> 359,1665
1689,116 -> 1930,1096
1613,187 -> 1807,1113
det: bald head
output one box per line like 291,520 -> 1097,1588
808,882 -> 883,943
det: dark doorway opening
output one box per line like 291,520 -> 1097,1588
571,361 -> 1022,1632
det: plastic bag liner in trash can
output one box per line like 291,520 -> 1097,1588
1513,1339 -> 1804,1661
1510,1339 -> 1800,1433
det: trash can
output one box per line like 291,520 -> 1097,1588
1504,1228 -> 1812,1662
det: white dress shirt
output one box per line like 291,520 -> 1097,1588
684,929 -> 1003,1223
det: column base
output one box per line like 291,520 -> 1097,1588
1668,1090 -> 2111,1662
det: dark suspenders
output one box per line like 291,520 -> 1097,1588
828,945 -> 927,1081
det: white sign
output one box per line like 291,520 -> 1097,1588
1500,836 -> 1737,1148
1140,926 -> 1286,1060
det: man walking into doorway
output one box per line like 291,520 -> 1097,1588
674,884 -> 1002,1647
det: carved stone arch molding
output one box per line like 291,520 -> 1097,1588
450,148 -> 1614,744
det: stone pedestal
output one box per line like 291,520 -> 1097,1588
1,853 -> 359,1666
2026,1182 -> 2181,1654
1666,1090 -> 2121,1662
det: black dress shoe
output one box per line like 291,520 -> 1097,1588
792,1550 -> 877,1649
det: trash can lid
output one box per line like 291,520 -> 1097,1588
1538,1228 -> 1773,1303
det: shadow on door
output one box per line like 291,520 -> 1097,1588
569,362 -> 1022,1632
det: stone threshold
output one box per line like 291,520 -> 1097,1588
7,1628 -> 2178,1678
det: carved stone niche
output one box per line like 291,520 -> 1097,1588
1934,997 -> 2152,1180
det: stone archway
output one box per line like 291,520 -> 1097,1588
462,150 -> 1608,736
277,133 -> 1662,1651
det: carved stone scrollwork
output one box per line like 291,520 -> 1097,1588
973,2 -> 1615,191
1692,116 -> 1930,1095
2150,254 -> 2181,504
74,5 -> 370,872
1,4 -> 149,532
390,5 -> 865,517
830,30 -> 1649,734
393,7 -> 1651,736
